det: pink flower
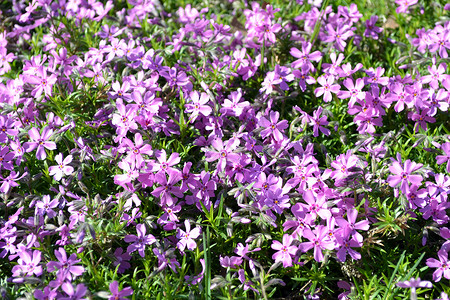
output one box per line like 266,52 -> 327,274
290,42 -> 322,72
299,225 -> 335,262
315,75 -> 340,103
395,0 -> 418,14
176,220 -> 201,252
387,155 -> 423,194
49,153 -> 74,181
259,111 -> 289,141
271,234 -> 297,267
124,223 -> 156,258
426,250 -> 450,282
47,247 -> 85,281
12,249 -> 43,277
364,16 -> 383,40
436,142 -> 450,173
185,91 -> 212,122
23,126 -> 57,160
108,281 -> 133,300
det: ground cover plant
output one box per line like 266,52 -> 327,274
0,0 -> 450,299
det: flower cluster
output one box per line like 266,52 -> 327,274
0,0 -> 449,299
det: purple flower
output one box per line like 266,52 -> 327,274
23,126 -> 57,160
11,249 -> 43,277
113,248 -> 131,274
338,78 -> 366,107
185,258 -> 205,285
271,234 -> 297,267
259,111 -> 289,141
290,42 -> 322,72
204,138 -> 240,173
35,195 -> 59,218
49,153 -> 74,181
427,250 -> 450,282
309,107 -> 330,137
34,286 -> 58,300
151,171 -> 183,206
396,277 -> 432,298
315,75 -> 340,103
421,63 -> 447,90
60,283 -> 87,300
124,223 -> 156,257
436,142 -> 450,173
220,255 -> 243,268
153,248 -> 180,273
185,91 -> 212,122
322,24 -> 354,51
0,146 -> 14,170
299,225 -> 335,262
336,209 -> 369,244
395,0 -> 418,13
335,228 -> 362,262
118,132 -> 153,166
410,108 -> 435,132
22,66 -> 57,98
364,15 -> 383,40
108,281 -> 133,300
149,150 -> 181,175
387,155 -> 423,194
176,220 -> 201,252
47,247 -> 85,281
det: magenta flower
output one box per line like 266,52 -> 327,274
49,153 -> 74,181
387,155 -> 423,194
322,52 -> 345,76
271,234 -> 297,267
108,281 -> 133,300
118,132 -> 153,166
335,229 -> 362,262
47,247 -> 85,281
429,28 -> 450,59
185,91 -> 212,123
387,83 -> 411,113
338,78 -> 366,107
204,138 -> 240,173
22,66 -> 57,98
364,15 -> 383,40
336,209 -> 369,243
426,250 -> 450,282
436,142 -> 450,173
23,126 -> 56,160
259,111 -> 289,141
60,283 -> 87,300
421,63 -> 447,90
395,0 -> 418,13
315,75 -> 340,103
396,277 -> 432,296
124,223 -> 156,258
410,108 -> 435,132
299,225 -> 335,262
151,171 -> 183,206
322,24 -> 354,51
149,150 -> 181,175
176,220 -> 201,252
290,42 -> 322,72
35,195 -> 59,218
115,157 -> 139,190
309,107 -> 330,137
11,249 -> 43,277
113,248 -> 131,274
